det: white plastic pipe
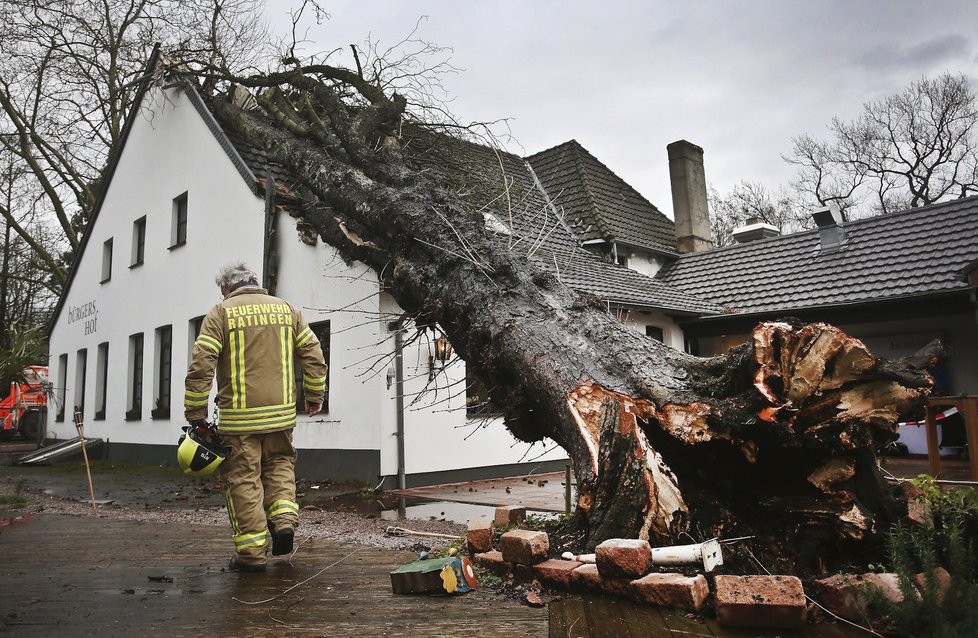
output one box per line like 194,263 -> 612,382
650,538 -> 723,572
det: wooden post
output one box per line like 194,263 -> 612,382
925,403 -> 942,479
72,411 -> 97,514
963,397 -> 978,482
925,396 -> 978,481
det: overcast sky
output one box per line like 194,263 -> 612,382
267,1 -> 978,218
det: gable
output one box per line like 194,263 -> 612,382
527,140 -> 678,255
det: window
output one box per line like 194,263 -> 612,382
56,353 -> 68,422
466,367 -> 502,417
294,321 -> 330,413
100,238 -> 113,283
94,342 -> 109,420
127,333 -> 144,420
74,349 -> 87,415
131,216 -> 146,266
170,192 -> 188,248
188,315 -> 204,360
153,325 -> 172,419
646,326 -> 664,342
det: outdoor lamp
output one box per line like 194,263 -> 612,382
434,333 -> 453,363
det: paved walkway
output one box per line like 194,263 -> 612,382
0,513 -> 546,637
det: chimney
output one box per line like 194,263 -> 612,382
668,140 -> 712,253
811,203 -> 847,251
731,216 -> 780,243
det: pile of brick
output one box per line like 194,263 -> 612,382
467,505 -> 949,630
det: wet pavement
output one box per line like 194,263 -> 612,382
0,513 -> 546,637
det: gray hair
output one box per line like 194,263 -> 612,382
215,262 -> 259,292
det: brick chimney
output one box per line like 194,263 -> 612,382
667,140 -> 712,253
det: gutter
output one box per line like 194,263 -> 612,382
677,288 -> 977,328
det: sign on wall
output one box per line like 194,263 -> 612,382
67,300 -> 98,335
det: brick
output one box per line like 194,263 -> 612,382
595,538 -> 652,580
533,559 -> 582,590
900,482 -> 933,526
570,564 -> 603,591
811,572 -> 906,623
715,575 -> 806,629
494,505 -> 526,527
466,519 -> 493,554
913,567 -> 951,603
499,530 -> 549,565
472,550 -> 511,578
630,572 -> 709,611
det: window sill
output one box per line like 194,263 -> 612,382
129,262 -> 143,269
167,242 -> 186,251
94,411 -> 105,421
55,415 -> 65,423
125,410 -> 142,421
151,408 -> 171,420
99,278 -> 110,284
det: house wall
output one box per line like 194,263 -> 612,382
623,249 -> 667,279
47,88 -> 265,451
621,310 -> 686,351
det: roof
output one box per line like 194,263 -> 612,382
656,196 -> 978,316
208,107 -> 718,316
527,140 -> 679,255
391,128 -> 719,316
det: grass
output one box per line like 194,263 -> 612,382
0,493 -> 28,508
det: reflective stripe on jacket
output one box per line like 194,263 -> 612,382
184,287 -> 327,433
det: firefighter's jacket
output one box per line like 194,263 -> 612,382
184,287 -> 327,433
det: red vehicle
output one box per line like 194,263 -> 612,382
0,365 -> 48,441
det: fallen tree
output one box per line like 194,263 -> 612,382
181,58 -> 937,575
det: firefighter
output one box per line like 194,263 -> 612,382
185,263 -> 327,572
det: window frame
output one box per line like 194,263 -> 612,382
294,320 -> 330,414
74,349 -> 87,415
152,325 -> 172,419
56,353 -> 68,422
100,238 -> 113,283
126,333 -> 144,421
131,216 -> 146,267
94,342 -> 109,420
170,192 -> 188,249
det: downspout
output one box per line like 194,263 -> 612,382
261,166 -> 278,295
394,323 -> 406,490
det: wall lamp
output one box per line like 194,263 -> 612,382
429,332 -> 453,380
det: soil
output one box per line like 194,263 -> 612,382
0,457 -> 466,551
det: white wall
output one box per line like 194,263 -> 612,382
377,295 -> 567,478
274,219 -> 386,455
621,309 -> 686,351
624,249 -> 667,278
47,87 -> 265,445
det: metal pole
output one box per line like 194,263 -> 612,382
565,464 -> 572,514
73,411 -> 97,514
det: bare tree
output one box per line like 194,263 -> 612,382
0,0 -> 271,291
786,73 -> 978,216
708,181 -> 807,247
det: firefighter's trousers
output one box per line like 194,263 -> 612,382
221,429 -> 300,565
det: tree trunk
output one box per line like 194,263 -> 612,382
196,71 -> 936,574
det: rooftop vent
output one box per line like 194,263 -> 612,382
731,216 -> 780,243
812,203 -> 847,251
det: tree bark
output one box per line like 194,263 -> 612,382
197,71 -> 936,574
